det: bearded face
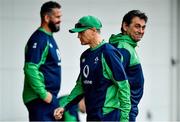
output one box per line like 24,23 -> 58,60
48,20 -> 60,32
46,8 -> 62,33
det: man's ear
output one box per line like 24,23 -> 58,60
44,15 -> 50,23
122,22 -> 128,32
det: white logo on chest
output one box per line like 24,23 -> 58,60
56,49 -> 61,66
94,57 -> 99,64
56,49 -> 61,61
83,65 -> 89,78
83,80 -> 92,84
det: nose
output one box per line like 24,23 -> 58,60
138,27 -> 144,34
59,17 -> 62,24
58,16 -> 62,23
141,28 -> 145,34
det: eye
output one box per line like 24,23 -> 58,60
142,26 -> 146,30
135,24 -> 141,29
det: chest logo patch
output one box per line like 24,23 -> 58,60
83,65 -> 89,78
94,57 -> 99,64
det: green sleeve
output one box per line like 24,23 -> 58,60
24,42 -> 49,100
24,63 -> 47,100
63,111 -> 78,121
102,54 -> 131,122
60,74 -> 84,108
118,81 -> 131,122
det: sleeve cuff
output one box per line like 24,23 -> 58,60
40,91 -> 48,100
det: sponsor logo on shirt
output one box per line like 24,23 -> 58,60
56,49 -> 61,66
58,62 -> 61,66
56,49 -> 61,61
83,65 -> 93,84
83,80 -> 92,84
83,65 -> 89,78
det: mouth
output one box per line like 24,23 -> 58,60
55,22 -> 60,27
56,21 -> 60,24
135,33 -> 142,38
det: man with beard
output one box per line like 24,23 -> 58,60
22,1 -> 62,121
109,10 -> 148,121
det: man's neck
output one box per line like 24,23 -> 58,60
41,23 -> 52,33
90,36 -> 103,48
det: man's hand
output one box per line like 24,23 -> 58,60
79,97 -> 86,113
54,107 -> 64,120
44,91 -> 52,103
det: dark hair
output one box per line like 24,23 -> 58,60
121,10 -> 148,33
40,1 -> 61,20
